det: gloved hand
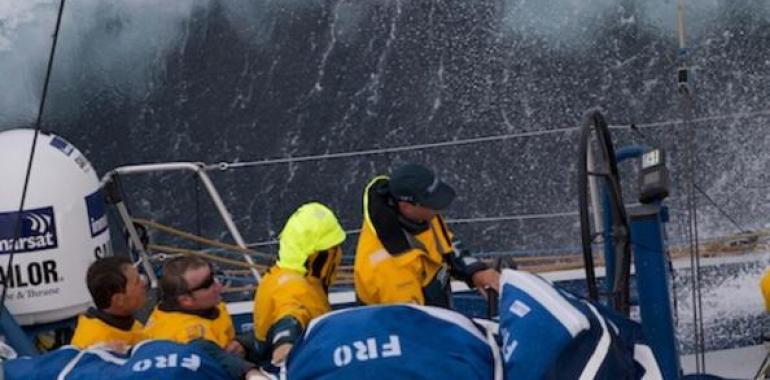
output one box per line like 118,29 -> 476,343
471,268 -> 501,298
271,343 -> 293,364
0,340 -> 17,361
244,368 -> 273,380
225,340 -> 246,357
94,340 -> 129,354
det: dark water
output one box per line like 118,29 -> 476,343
2,0 -> 769,254
2,0 -> 770,356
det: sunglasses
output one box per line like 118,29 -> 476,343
187,271 -> 217,294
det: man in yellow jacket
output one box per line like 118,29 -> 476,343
70,256 -> 147,350
253,202 -> 346,365
354,163 -> 500,308
144,256 -> 244,356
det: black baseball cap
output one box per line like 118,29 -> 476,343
388,163 -> 456,210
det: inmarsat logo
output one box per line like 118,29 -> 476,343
26,213 -> 51,234
0,207 -> 59,254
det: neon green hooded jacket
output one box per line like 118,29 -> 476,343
253,202 -> 346,343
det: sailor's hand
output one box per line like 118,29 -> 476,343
98,340 -> 129,353
225,340 -> 246,357
244,368 -> 272,380
472,268 -> 500,298
271,343 -> 293,364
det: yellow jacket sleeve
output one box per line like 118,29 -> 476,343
272,280 -> 314,327
254,267 -> 332,342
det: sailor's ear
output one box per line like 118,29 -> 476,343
177,293 -> 195,308
110,292 -> 125,308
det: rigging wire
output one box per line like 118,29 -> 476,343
677,0 -> 707,372
447,211 -> 579,224
685,108 -> 707,373
245,211 -> 582,248
205,109 -> 770,171
628,124 -> 748,234
205,126 -> 578,171
694,186 -> 747,233
0,0 -> 67,315
629,118 -> 746,356
244,204 -> 740,249
614,109 -> 770,131
194,174 -> 202,250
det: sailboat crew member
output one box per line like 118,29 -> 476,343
354,163 -> 500,308
70,256 -> 147,350
253,202 -> 346,365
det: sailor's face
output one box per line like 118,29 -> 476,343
306,245 -> 342,290
397,201 -> 440,222
183,265 -> 222,310
122,265 -> 147,311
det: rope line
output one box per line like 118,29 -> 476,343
147,244 -> 267,271
132,218 -> 274,260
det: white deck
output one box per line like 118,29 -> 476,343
681,344 -> 767,378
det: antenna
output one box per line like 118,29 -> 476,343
676,0 -> 693,95
0,0 -> 67,318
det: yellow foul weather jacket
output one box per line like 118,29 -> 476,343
354,177 -> 488,307
253,202 -> 345,350
143,302 -> 235,348
70,308 -> 144,349
253,266 -> 331,343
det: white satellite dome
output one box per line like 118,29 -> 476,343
0,129 -> 110,325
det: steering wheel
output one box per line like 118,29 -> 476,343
577,109 -> 632,315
